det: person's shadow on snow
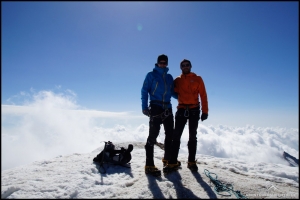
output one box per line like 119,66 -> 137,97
191,171 -> 218,199
146,175 -> 166,199
165,171 -> 201,199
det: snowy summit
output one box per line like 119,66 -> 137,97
1,139 -> 298,199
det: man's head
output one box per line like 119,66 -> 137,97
157,54 -> 168,68
180,59 -> 192,74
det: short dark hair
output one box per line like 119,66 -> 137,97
180,59 -> 192,67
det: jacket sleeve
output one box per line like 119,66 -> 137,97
198,76 -> 209,114
170,75 -> 178,100
141,72 -> 151,110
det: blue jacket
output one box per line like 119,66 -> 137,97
141,64 -> 178,110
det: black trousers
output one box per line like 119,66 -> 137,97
145,104 -> 174,166
169,107 -> 200,163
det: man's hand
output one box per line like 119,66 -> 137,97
143,109 -> 150,116
201,113 -> 208,121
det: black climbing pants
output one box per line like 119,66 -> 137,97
169,107 -> 200,164
145,104 -> 174,166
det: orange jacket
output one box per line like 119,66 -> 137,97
174,72 -> 208,113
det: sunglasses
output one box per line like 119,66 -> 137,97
159,62 -> 167,65
181,63 -> 190,68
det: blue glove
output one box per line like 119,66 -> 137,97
143,109 -> 150,116
201,113 -> 208,121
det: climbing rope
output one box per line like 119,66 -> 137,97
204,169 -> 247,199
150,109 -> 170,121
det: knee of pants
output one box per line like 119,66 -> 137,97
173,129 -> 183,141
146,138 -> 156,147
150,121 -> 161,133
188,139 -> 197,145
164,130 -> 173,141
163,120 -> 174,135
173,133 -> 181,142
164,136 -> 172,143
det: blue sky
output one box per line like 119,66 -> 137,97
1,1 -> 299,128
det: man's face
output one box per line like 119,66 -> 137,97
181,62 -> 191,74
157,61 -> 167,68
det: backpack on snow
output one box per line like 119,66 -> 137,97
93,141 -> 133,174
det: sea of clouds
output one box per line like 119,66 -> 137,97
2,89 -> 298,171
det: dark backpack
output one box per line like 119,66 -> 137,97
93,141 -> 133,173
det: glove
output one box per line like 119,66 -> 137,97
142,109 -> 150,116
201,113 -> 208,121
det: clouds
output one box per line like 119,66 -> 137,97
1,89 -> 144,170
1,89 -> 298,172
198,125 -> 298,164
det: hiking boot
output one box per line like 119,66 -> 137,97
163,162 -> 181,174
145,166 -> 161,177
187,161 -> 198,172
162,159 -> 168,167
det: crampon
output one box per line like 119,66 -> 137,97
145,166 -> 161,177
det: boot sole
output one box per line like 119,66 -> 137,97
145,172 -> 161,177
163,166 -> 180,174
145,171 -> 161,177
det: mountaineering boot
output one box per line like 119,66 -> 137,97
163,161 -> 181,174
187,161 -> 198,172
145,166 -> 161,177
162,158 -> 168,167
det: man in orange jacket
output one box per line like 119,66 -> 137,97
163,59 -> 209,173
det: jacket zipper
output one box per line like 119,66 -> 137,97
163,72 -> 167,103
152,82 -> 158,95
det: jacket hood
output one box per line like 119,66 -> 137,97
154,64 -> 169,74
180,72 -> 197,77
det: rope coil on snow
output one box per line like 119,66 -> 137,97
204,169 -> 247,199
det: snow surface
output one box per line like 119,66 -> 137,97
1,141 -> 298,199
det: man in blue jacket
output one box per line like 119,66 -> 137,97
141,54 -> 178,176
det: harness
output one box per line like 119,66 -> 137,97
179,103 -> 200,117
149,100 -> 171,121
